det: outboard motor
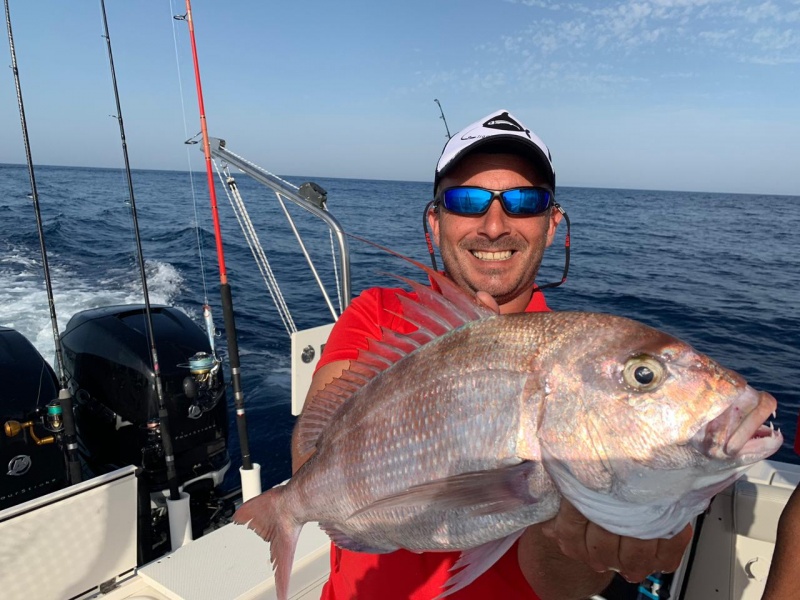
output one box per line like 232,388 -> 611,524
60,305 -> 232,560
0,327 -> 67,510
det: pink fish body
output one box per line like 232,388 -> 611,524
235,269 -> 782,600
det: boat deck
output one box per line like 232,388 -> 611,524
3,459 -> 799,600
96,522 -> 329,600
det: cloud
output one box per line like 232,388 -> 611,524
495,1 -> 800,81
409,0 -> 799,102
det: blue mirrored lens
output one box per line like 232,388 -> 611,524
441,187 -> 552,215
442,188 -> 494,214
501,188 -> 552,214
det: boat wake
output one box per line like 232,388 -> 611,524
0,245 -> 185,363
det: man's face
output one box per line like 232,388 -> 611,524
429,153 -> 562,314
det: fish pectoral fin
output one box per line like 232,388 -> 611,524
434,531 -> 526,599
346,461 -> 538,521
319,522 -> 397,554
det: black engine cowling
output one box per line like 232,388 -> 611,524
0,327 -> 67,510
60,305 -> 230,491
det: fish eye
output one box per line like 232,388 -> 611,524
634,366 -> 654,385
622,355 -> 665,393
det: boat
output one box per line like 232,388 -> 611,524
2,133 -> 798,600
1,4 -> 797,600
0,134 -> 345,600
0,326 -> 66,510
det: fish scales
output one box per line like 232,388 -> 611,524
289,316 -> 552,551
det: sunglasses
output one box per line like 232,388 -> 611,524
436,186 -> 553,216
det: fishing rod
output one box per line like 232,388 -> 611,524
99,0 -> 181,502
176,1 -> 255,484
3,0 -> 82,485
434,98 -> 451,139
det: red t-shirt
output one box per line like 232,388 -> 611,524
314,286 -> 549,600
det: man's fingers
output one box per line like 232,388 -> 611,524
655,523 -> 694,573
544,502 -> 693,583
584,523 -> 621,573
618,537 -> 659,583
546,500 -> 591,563
475,291 -> 500,314
617,524 -> 693,582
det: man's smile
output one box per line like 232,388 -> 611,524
470,249 -> 514,261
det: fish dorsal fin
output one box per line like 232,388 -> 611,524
296,238 -> 493,457
349,231 -> 495,325
391,273 -> 490,328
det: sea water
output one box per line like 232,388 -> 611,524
0,162 -> 797,489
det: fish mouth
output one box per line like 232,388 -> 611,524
690,386 -> 782,463
470,249 -> 514,262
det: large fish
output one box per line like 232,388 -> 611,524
234,262 -> 782,600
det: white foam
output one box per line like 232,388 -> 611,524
0,250 -> 186,367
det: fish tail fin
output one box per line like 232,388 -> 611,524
233,487 -> 301,600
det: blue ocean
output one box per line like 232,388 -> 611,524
0,162 -> 798,490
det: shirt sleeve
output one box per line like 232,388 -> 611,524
316,288 -> 385,370
316,287 -> 417,371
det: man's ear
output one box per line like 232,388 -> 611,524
427,206 -> 441,246
545,209 -> 563,247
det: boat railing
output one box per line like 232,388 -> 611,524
205,138 -> 349,414
207,137 -> 351,318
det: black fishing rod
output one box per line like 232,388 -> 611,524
434,98 -> 451,139
99,0 -> 181,501
3,0 -> 82,485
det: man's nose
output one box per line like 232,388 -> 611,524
477,198 -> 511,239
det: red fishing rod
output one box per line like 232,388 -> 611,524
177,1 -> 255,483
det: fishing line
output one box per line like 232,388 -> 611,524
3,0 -> 81,485
176,0 -> 254,473
99,0 -> 181,501
169,0 -> 210,308
213,162 -> 300,334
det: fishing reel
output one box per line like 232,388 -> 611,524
3,401 -> 64,446
180,352 -> 224,419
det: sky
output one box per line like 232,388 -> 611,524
0,0 -> 798,195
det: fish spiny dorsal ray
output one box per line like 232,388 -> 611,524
389,273 -> 490,327
347,232 -> 495,322
295,235 -> 494,457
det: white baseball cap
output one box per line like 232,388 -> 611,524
434,109 -> 555,193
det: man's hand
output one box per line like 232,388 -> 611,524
541,500 -> 693,583
476,291 -> 500,314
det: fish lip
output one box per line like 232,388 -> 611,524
724,390 -> 778,457
690,386 -> 781,461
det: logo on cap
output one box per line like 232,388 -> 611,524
483,112 -> 531,139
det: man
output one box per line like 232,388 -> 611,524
762,413 -> 800,599
762,483 -> 800,599
291,109 -> 692,599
